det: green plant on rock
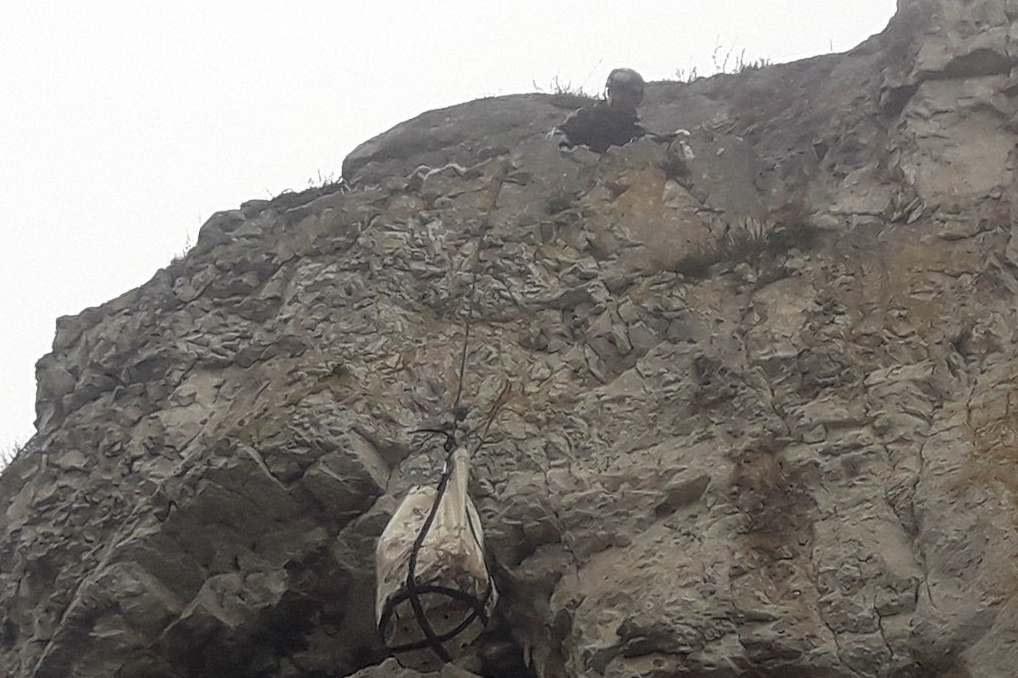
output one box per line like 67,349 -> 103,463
536,75 -> 598,110
676,218 -> 818,279
674,43 -> 773,83
534,75 -> 596,98
0,439 -> 27,469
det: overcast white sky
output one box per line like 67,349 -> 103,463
1,1 -> 896,451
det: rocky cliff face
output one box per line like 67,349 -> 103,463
4,1 -> 1018,676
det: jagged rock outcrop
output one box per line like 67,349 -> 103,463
4,1 -> 1018,676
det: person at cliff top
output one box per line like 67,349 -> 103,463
556,68 -> 648,153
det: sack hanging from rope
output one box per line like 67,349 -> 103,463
375,446 -> 498,672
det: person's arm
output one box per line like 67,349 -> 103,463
556,107 -> 596,146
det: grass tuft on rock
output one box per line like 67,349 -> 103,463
676,219 -> 819,279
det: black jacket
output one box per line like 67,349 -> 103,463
557,102 -> 647,153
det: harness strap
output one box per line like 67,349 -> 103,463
381,584 -> 488,651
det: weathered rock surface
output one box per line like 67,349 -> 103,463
4,1 -> 1018,676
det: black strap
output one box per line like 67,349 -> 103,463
380,582 -> 493,653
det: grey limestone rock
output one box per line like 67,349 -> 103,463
4,1 -> 1018,676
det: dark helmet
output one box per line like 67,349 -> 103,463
605,68 -> 645,103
